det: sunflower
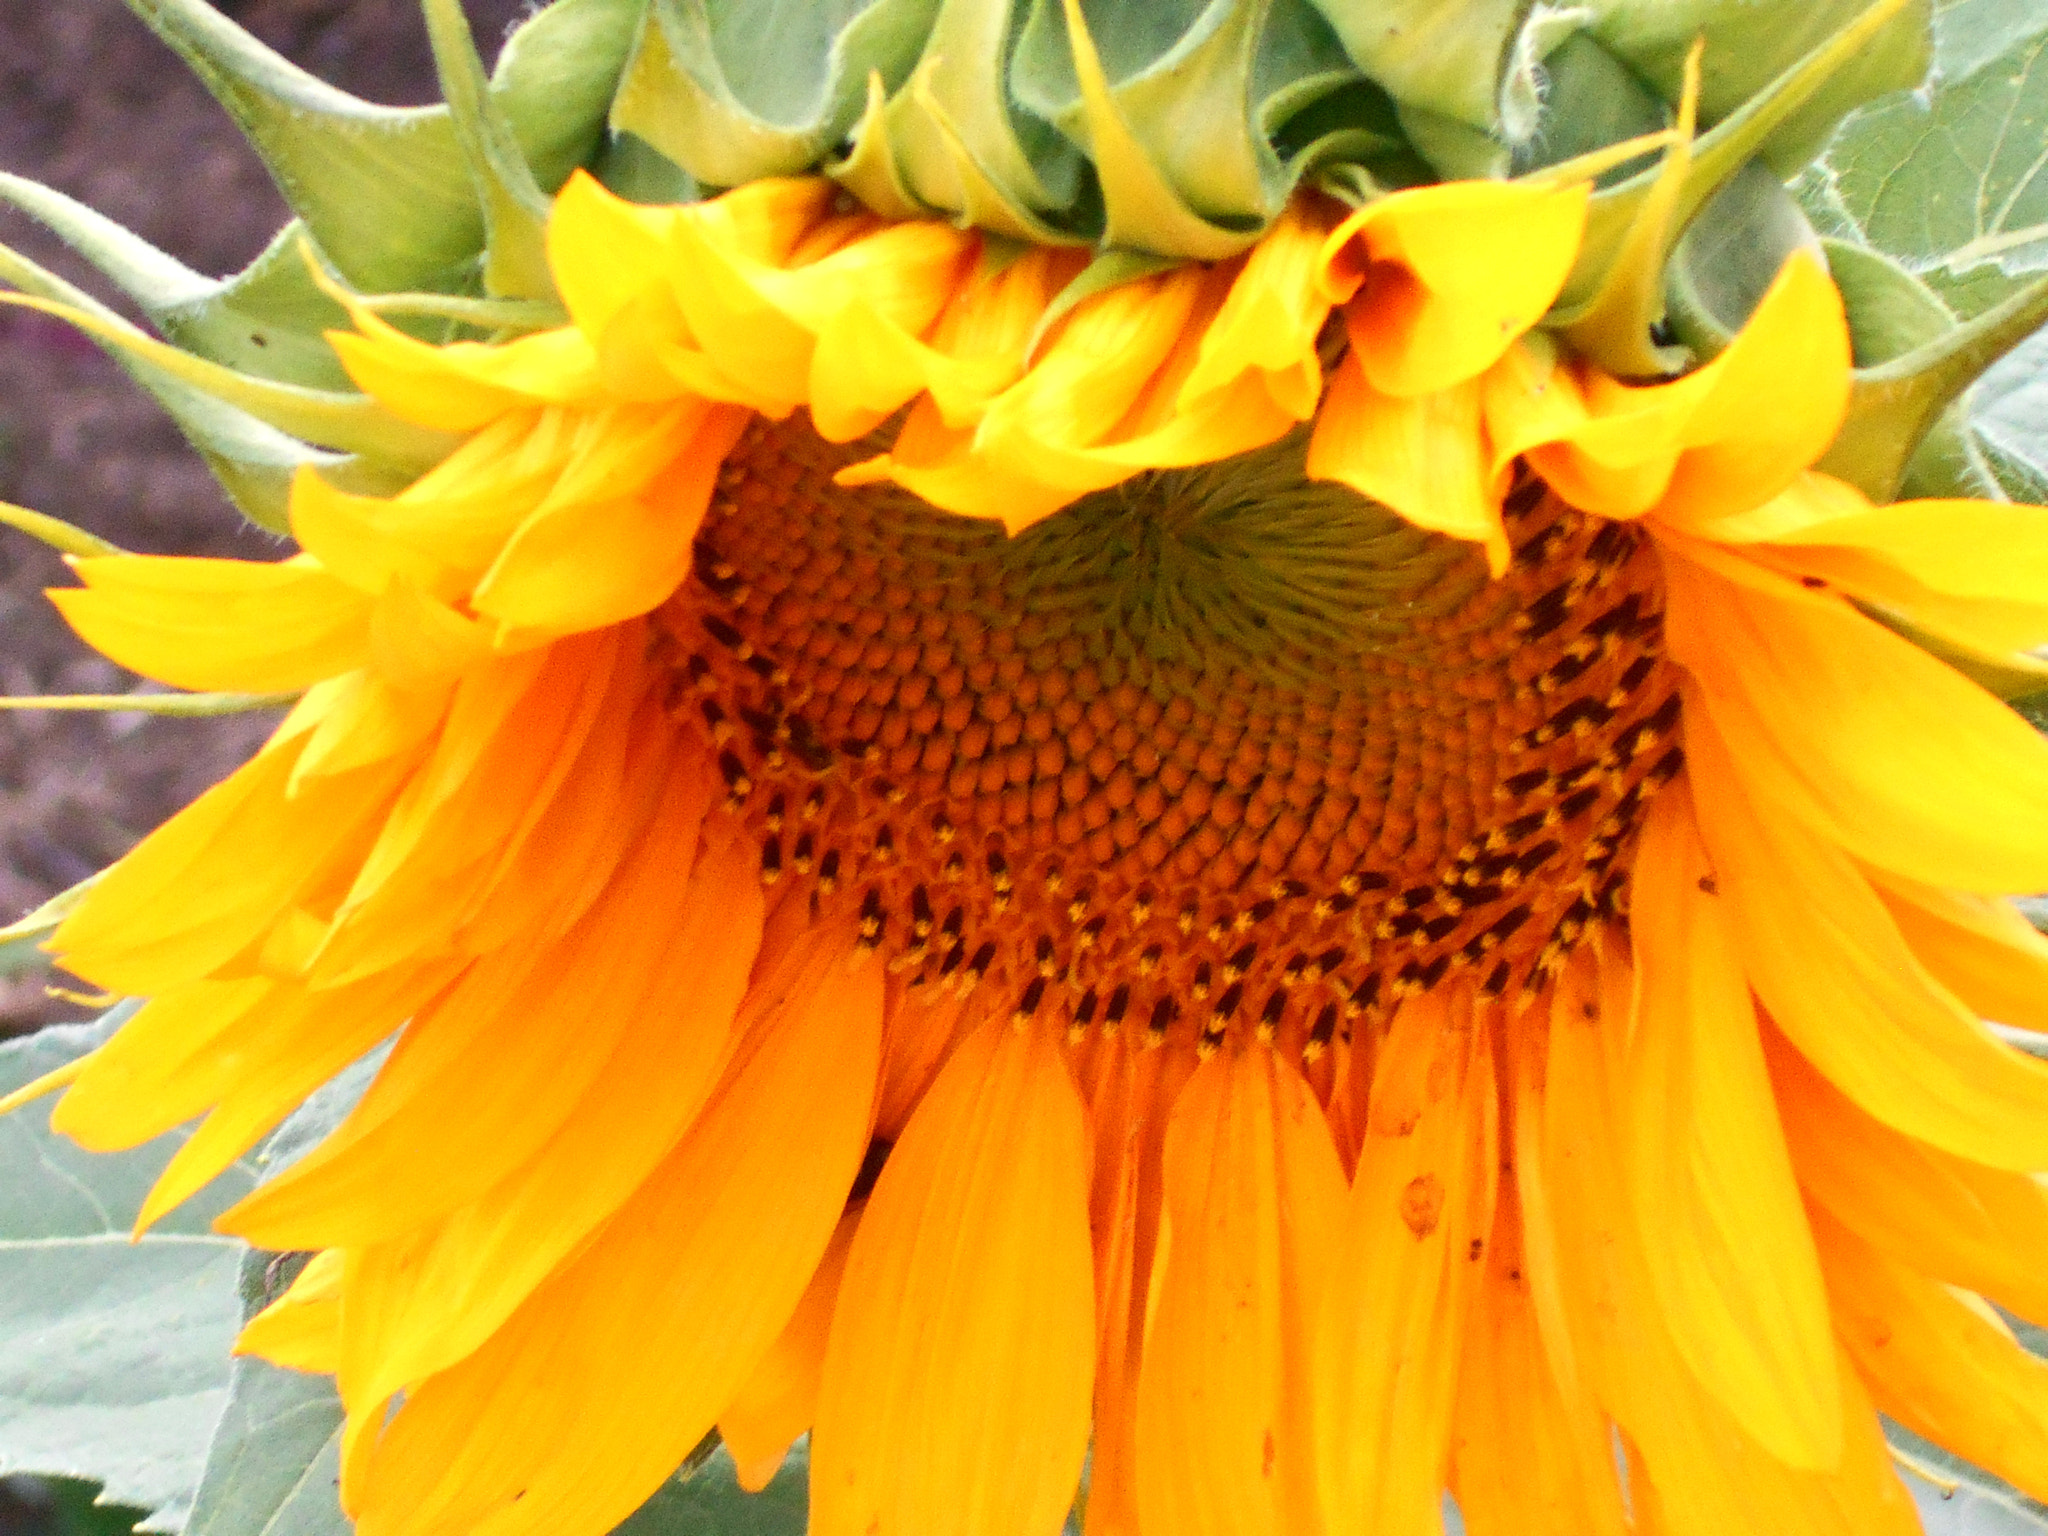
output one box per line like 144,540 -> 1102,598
6,0 -> 2048,1533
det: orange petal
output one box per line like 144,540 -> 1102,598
349,938 -> 885,1536
1684,704 -> 2048,1170
811,1019 -> 1094,1536
1816,1203 -> 2048,1503
1625,782 -> 1840,1468
1080,1032 -> 1187,1536
1134,1043 -> 1344,1536
306,859 -> 786,1423
1449,1179 -> 1629,1536
1661,534 -> 2048,893
221,762 -> 734,1250
718,1207 -> 861,1493
1765,1024 -> 2048,1327
1315,989 -> 1497,1534
310,633 -> 625,984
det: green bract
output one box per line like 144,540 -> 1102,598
0,0 -> 2039,537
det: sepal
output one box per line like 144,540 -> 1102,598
421,0 -> 558,303
1819,269 -> 2048,502
120,0 -> 638,293
0,236 -> 354,533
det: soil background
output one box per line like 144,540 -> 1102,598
0,0 -> 528,1038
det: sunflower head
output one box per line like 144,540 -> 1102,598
6,3 -> 2048,1536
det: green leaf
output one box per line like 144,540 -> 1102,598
1588,0 -> 1932,173
614,1446 -> 809,1535
494,0 -> 653,192
0,1013 -> 259,1530
119,0 -> 481,294
180,1348 -> 346,1536
1791,0 -> 2048,498
1665,159 -> 1825,358
1797,3 -> 2048,321
1302,0 -> 1523,130
422,0 -> 558,303
177,1048 -> 383,1536
1968,323 -> 2048,499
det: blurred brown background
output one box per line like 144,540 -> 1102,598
0,0 -> 527,1035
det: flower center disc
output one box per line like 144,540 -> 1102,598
658,419 -> 1684,1056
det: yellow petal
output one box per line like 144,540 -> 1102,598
1765,1025 -> 2048,1327
471,406 -> 747,635
1306,355 -> 1508,575
1816,1204 -> 2048,1503
1179,199 -> 1340,419
1321,180 -> 1589,397
349,936 -> 885,1536
1527,964 -> 1921,1536
53,554 -> 371,693
1448,1180 -> 1629,1536
289,667 -> 450,787
811,1019 -> 1094,1536
52,735 -> 410,995
131,962 -> 458,1232
1875,873 -> 2048,1037
1698,479 -> 2048,653
1315,989 -> 1496,1534
660,184 -> 849,414
222,762 -> 733,1251
330,314 -> 601,431
1491,255 -> 1849,521
916,246 -> 1083,427
1662,534 -> 2048,893
234,1248 -> 344,1374
1134,1043 -> 1344,1536
1625,781 -> 1840,1468
1649,254 -> 1852,527
545,170 -> 683,341
1684,704 -> 2048,1169
971,265 -> 1209,464
718,1207 -> 860,1492
49,979 -> 273,1150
